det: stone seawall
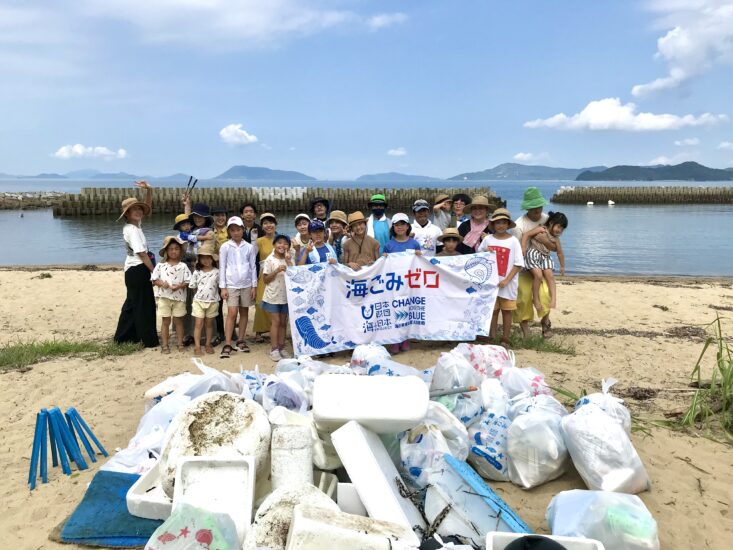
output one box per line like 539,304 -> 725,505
0,192 -> 68,210
552,185 -> 733,204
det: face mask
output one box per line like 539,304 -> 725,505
371,207 -> 385,218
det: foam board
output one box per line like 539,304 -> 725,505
126,462 -> 172,520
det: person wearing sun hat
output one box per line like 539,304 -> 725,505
436,227 -> 463,256
432,193 -> 453,231
512,187 -> 552,338
151,235 -> 192,353
412,199 -> 443,256
342,211 -> 381,270
366,193 -> 391,253
478,208 -> 524,348
327,210 -> 348,262
114,181 -> 159,348
456,195 -> 494,254
253,212 -> 280,342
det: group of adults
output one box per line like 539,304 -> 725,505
113,183 -> 553,349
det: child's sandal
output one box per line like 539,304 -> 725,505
194,348 -> 203,356
236,340 -> 250,353
161,345 -> 170,355
205,345 -> 215,354
220,344 -> 233,358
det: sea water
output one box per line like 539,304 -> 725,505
3,179 -> 732,275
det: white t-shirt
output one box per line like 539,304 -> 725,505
189,268 -> 220,303
262,253 -> 292,305
412,219 -> 443,256
511,213 -> 549,248
123,223 -> 148,271
478,234 -> 525,300
151,261 -> 192,301
433,209 -> 451,231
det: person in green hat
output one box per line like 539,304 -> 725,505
512,187 -> 553,338
366,193 -> 391,253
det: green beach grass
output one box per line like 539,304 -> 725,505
0,339 -> 141,372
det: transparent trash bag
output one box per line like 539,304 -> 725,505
145,503 -> 240,550
575,378 -> 632,434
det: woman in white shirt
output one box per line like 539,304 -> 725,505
113,182 -> 159,348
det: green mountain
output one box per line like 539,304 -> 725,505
576,162 -> 733,182
449,163 -> 607,181
356,172 -> 442,182
215,165 -> 316,181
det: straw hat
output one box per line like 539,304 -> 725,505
158,235 -> 186,258
347,211 -> 367,227
465,195 -> 493,212
327,210 -> 348,226
520,187 -> 548,210
489,208 -> 516,228
434,193 -> 452,206
196,241 -> 218,261
259,212 -> 277,224
437,227 -> 463,242
117,197 -> 151,221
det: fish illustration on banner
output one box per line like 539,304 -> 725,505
285,252 -> 499,356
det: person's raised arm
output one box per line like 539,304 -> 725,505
135,181 -> 153,210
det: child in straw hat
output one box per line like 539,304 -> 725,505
151,236 -> 192,353
189,242 -> 220,356
436,228 -> 462,256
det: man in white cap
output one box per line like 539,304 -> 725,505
411,199 -> 443,257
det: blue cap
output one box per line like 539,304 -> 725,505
308,219 -> 326,232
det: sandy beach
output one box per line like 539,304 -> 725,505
1,267 -> 732,549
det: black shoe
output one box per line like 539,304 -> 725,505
182,335 -> 195,347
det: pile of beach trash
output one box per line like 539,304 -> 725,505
107,343 -> 660,550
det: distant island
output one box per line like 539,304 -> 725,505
576,162 -> 733,182
19,173 -> 67,179
90,172 -> 140,180
449,163 -> 608,181
356,172 -> 442,183
215,165 -> 316,181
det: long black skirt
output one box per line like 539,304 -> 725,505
114,263 -> 159,348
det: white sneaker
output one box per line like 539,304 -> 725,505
279,348 -> 291,359
269,349 -> 282,361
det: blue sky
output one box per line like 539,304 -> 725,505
1,0 -> 732,179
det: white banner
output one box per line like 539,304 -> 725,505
285,251 -> 499,356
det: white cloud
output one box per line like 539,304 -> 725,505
524,97 -> 726,132
387,147 -> 408,157
632,0 -> 733,97
219,123 -> 259,145
83,1 -> 406,48
53,144 -> 128,160
674,137 -> 700,146
718,141 -> 733,150
513,152 -> 550,163
367,13 -> 408,30
648,150 -> 698,165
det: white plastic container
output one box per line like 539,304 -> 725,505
332,421 -> 426,534
271,425 -> 313,490
313,375 -> 428,433
337,482 -> 367,516
486,532 -> 605,549
126,462 -> 172,520
172,456 -> 256,545
286,504 -> 419,549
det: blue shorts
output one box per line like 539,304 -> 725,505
261,301 -> 289,314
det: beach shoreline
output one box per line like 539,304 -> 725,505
1,269 -> 732,549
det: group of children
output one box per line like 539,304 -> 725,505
149,194 -> 568,358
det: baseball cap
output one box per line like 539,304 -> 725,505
412,199 -> 430,212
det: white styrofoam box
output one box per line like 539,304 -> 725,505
313,375 -> 428,433
126,462 -> 172,520
271,425 -> 313,490
337,482 -> 367,516
486,532 -> 605,550
332,421 -> 426,533
286,504 -> 420,550
172,456 -> 256,545
314,471 -> 338,500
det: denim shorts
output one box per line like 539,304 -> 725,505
261,301 -> 289,314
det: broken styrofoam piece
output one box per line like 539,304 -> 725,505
425,454 -> 531,546
244,483 -> 339,550
314,471 -> 338,500
268,406 -> 342,470
337,483 -> 367,517
158,392 -> 271,497
271,425 -> 313,490
486,532 -> 605,550
286,504 -> 420,550
172,456 -> 255,545
313,375 -> 428,434
126,461 -> 172,520
331,421 -> 426,534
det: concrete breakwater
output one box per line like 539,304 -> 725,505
552,185 -> 733,204
50,186 -> 502,217
0,191 -> 68,210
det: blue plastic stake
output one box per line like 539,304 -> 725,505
47,410 -> 59,468
68,407 -> 108,457
40,411 -> 48,483
68,412 -> 97,463
28,412 -> 44,490
47,410 -> 72,475
50,408 -> 87,470
65,412 -> 80,450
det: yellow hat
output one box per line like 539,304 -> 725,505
173,213 -> 190,230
